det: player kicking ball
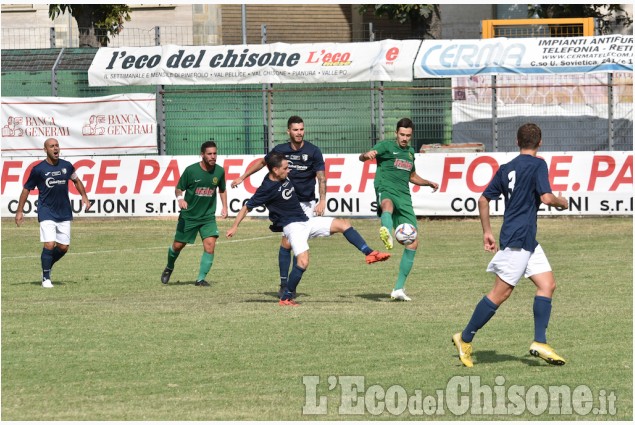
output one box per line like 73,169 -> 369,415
226,152 -> 390,306
452,123 -> 569,367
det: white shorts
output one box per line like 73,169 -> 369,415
300,200 -> 316,217
40,220 -> 71,245
486,244 -> 552,286
283,216 -> 335,256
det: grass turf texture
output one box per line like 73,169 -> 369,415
1,216 -> 632,420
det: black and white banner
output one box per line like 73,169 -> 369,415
88,40 -> 421,86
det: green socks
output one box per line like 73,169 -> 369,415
380,211 -> 393,230
394,247 -> 416,290
166,246 -> 180,270
197,252 -> 214,282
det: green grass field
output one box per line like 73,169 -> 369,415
1,216 -> 632,420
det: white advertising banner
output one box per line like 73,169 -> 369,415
415,34 -> 633,78
2,153 -> 631,218
1,94 -> 158,156
88,40 -> 421,86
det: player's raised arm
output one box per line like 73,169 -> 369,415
231,158 -> 266,188
359,150 -> 377,161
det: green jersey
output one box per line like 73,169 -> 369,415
177,162 -> 226,229
373,139 -> 416,196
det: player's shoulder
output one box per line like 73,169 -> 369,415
59,158 -> 74,169
30,159 -> 47,170
271,142 -> 291,153
302,140 -> 320,150
375,139 -> 393,149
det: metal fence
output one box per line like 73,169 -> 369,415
1,27 -> 632,154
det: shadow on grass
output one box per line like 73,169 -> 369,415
164,280 -> 205,286
356,292 -> 393,302
473,350 -> 544,366
13,280 -> 76,287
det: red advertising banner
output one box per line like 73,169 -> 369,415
1,153 -> 632,218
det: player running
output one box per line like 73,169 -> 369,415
452,123 -> 569,367
226,152 -> 390,306
359,118 -> 438,301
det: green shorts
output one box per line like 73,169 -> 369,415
377,189 -> 418,230
174,218 -> 219,244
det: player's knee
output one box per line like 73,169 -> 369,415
296,258 -> 309,269
57,244 -> 69,253
331,218 -> 351,233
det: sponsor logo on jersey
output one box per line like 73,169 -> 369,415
45,177 -> 68,188
194,187 -> 216,197
393,158 -> 413,171
282,188 -> 295,200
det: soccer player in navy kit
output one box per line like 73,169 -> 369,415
227,153 -> 390,306
231,116 -> 327,297
14,138 -> 90,288
452,123 -> 569,367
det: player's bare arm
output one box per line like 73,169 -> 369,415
226,204 -> 250,237
409,172 -> 439,192
175,189 -> 187,210
541,192 -> 569,210
71,175 -> 91,212
231,158 -> 266,188
478,195 -> 497,252
219,189 -> 228,219
14,187 -> 30,227
314,170 -> 327,216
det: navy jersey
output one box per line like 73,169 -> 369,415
264,141 -> 325,202
246,176 -> 308,229
483,154 -> 553,252
24,159 -> 76,222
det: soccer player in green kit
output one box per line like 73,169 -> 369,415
359,118 -> 439,301
161,141 -> 228,286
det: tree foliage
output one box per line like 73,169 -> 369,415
529,4 -> 632,34
358,4 -> 441,39
49,4 -> 131,47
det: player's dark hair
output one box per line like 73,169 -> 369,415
287,115 -> 304,128
396,118 -> 414,131
200,140 -> 217,153
517,123 -> 541,149
266,152 -> 286,171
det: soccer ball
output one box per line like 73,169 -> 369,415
394,223 -> 417,246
